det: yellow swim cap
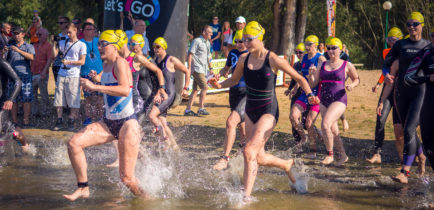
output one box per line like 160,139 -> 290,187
295,43 -> 305,52
232,30 -> 243,45
131,34 -> 145,48
388,27 -> 403,39
408,11 -> 424,26
153,37 -> 168,50
305,35 -> 319,45
325,36 -> 334,46
100,30 -> 124,51
243,21 -> 265,41
404,34 -> 410,39
328,37 -> 343,50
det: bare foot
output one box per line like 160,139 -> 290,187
213,158 -> 229,170
106,159 -> 119,168
428,203 -> 434,209
366,154 -> 381,164
285,159 -> 296,184
336,155 -> 348,166
321,155 -> 334,165
63,187 -> 90,201
21,144 -> 30,154
342,119 -> 349,132
391,173 -> 408,184
418,154 -> 426,176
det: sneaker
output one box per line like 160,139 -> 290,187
67,119 -> 75,131
83,118 -> 92,126
197,109 -> 210,115
52,118 -> 63,131
184,110 -> 198,116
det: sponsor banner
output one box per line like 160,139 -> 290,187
327,0 -> 336,37
186,56 -> 284,94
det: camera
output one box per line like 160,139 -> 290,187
7,39 -> 16,49
53,35 -> 66,42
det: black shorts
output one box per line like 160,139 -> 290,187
229,87 -> 246,122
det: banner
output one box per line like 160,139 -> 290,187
187,57 -> 285,94
327,0 -> 336,37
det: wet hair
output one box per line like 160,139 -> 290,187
81,22 -> 95,30
58,16 -> 70,23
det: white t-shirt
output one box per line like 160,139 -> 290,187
126,30 -> 150,55
58,39 -> 87,77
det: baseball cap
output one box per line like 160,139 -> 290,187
235,16 -> 246,23
12,26 -> 25,33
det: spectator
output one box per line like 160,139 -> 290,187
52,16 -> 70,83
234,16 -> 246,31
33,10 -> 42,26
84,18 -> 95,25
6,26 -> 35,127
1,23 -> 11,58
26,16 -> 41,45
31,27 -> 52,117
52,23 -> 86,131
73,17 -> 84,39
120,12 -> 150,56
318,43 -> 325,55
209,16 -> 222,58
342,44 -> 349,56
221,21 -> 233,58
184,25 -> 213,116
80,22 -> 103,126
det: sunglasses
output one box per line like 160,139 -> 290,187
153,45 -> 162,49
406,22 -> 421,27
304,42 -> 314,47
57,21 -> 67,25
36,33 -> 42,36
234,40 -> 243,44
98,40 -> 116,48
327,46 -> 339,51
387,36 -> 399,43
73,22 -> 80,25
242,37 -> 256,43
13,32 -> 21,35
295,51 -> 304,54
128,42 -> 142,47
84,28 -> 95,31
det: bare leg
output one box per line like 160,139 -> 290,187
106,140 -> 119,168
11,103 -> 18,124
242,114 -> 295,198
23,102 -> 31,125
305,110 -> 319,158
320,103 -> 346,165
56,107 -> 63,119
159,116 -> 178,149
198,87 -> 208,110
341,113 -> 349,132
118,119 -> 147,197
213,111 -> 241,170
64,121 -> 116,201
290,104 -> 307,145
394,124 -> 404,162
186,90 -> 198,111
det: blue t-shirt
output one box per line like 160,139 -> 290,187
80,37 -> 103,76
301,53 -> 322,79
225,49 -> 248,88
210,23 -> 222,41
6,42 -> 35,78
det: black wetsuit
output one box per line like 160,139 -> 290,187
404,45 -> 434,169
382,38 -> 431,166
244,51 -> 279,123
226,49 -> 248,122
137,59 -> 159,116
155,55 -> 176,117
0,57 -> 21,132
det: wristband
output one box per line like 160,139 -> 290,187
183,87 -> 190,91
382,66 -> 390,76
159,85 -> 166,90
307,92 -> 315,98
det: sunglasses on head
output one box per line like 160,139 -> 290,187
295,51 -> 304,54
153,45 -> 161,49
128,42 -> 142,47
327,46 -> 339,51
234,40 -> 243,44
406,22 -> 421,27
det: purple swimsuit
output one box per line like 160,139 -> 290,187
319,61 -> 347,108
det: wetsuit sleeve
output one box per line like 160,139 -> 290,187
382,41 -> 400,75
0,58 -> 21,101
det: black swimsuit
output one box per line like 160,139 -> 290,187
0,57 -> 21,133
243,51 -> 279,124
155,55 -> 176,117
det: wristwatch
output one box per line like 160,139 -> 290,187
307,92 -> 315,98
183,87 -> 190,91
159,85 -> 166,90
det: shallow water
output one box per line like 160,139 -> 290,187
0,132 -> 432,209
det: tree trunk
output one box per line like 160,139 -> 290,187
271,0 -> 282,53
280,0 -> 297,57
294,0 -> 307,45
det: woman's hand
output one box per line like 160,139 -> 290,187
209,77 -> 221,89
376,102 -> 384,116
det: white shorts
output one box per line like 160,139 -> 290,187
54,76 -> 81,108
